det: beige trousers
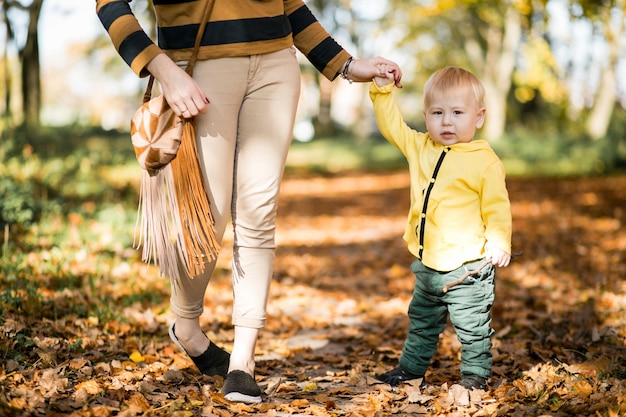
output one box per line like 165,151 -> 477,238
169,47 -> 301,328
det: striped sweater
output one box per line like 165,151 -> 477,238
96,0 -> 351,80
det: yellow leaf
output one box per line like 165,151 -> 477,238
303,381 -> 318,392
129,351 -> 145,363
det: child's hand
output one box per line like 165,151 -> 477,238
374,64 -> 395,87
486,246 -> 511,267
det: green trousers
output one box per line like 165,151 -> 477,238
399,258 -> 495,379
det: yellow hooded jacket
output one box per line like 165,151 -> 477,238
370,82 -> 512,272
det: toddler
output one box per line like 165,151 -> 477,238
369,66 -> 512,391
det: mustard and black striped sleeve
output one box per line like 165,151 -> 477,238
284,0 -> 351,80
96,0 -> 162,77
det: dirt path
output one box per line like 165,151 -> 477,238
1,172 -> 625,416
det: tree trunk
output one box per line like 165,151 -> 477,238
1,0 -> 14,125
585,6 -> 622,140
586,61 -> 617,140
20,0 -> 44,131
479,4 -> 521,141
313,74 -> 336,137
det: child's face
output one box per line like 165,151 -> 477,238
423,87 -> 485,146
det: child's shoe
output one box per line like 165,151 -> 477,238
459,372 -> 487,390
376,365 -> 424,387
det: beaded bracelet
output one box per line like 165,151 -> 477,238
340,57 -> 354,84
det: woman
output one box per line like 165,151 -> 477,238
96,0 -> 402,404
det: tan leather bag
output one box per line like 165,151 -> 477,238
131,82 -> 182,174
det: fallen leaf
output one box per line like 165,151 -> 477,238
127,392 -> 151,413
129,351 -> 145,363
76,379 -> 101,395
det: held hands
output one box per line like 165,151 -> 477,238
146,54 -> 209,118
486,246 -> 511,268
349,57 -> 403,88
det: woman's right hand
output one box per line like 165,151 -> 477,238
146,54 -> 209,118
349,57 -> 403,88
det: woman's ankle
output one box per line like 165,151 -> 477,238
229,326 -> 259,375
228,357 -> 256,376
172,319 -> 210,357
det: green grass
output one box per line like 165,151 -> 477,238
491,130 -> 626,177
286,136 -> 407,174
288,132 -> 626,177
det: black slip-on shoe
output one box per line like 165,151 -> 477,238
459,372 -> 488,390
222,370 -> 263,403
169,321 -> 230,377
376,365 -> 424,387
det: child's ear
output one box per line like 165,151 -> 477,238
475,108 -> 486,128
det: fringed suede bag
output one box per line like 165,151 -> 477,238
130,0 -> 218,281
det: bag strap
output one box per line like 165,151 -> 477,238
144,0 -> 214,103
185,0 -> 213,76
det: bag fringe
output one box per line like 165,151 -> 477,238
170,119 -> 220,278
134,165 -> 183,280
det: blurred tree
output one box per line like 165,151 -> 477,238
0,0 -> 14,128
574,0 -> 624,140
382,0 -> 535,141
0,0 -> 44,131
21,0 -> 43,131
380,0 -> 626,144
306,0 -> 352,137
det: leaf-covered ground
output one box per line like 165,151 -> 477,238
1,172 -> 625,416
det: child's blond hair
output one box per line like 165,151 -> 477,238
424,66 -> 485,109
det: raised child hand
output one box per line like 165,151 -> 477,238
374,64 -> 395,87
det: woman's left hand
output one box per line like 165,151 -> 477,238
349,57 -> 403,88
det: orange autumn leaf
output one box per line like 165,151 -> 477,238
127,392 -> 150,412
290,399 -> 310,407
76,379 -> 101,395
573,380 -> 593,397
